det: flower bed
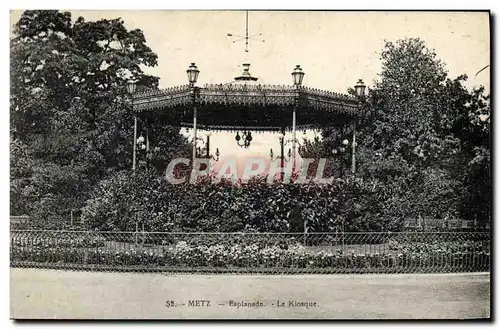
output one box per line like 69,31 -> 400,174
10,240 -> 490,272
103,233 -> 337,248
388,240 -> 489,254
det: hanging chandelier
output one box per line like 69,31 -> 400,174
235,131 -> 252,148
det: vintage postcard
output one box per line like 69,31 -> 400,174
9,9 -> 491,320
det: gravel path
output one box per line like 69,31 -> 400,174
10,268 -> 490,319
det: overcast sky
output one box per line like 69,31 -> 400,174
10,10 -> 490,166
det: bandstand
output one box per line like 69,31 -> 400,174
127,62 -> 366,176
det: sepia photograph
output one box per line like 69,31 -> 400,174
8,8 -> 491,320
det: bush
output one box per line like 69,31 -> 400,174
11,247 -> 86,264
82,173 -> 365,233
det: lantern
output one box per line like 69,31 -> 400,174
127,81 -> 137,94
186,63 -> 200,85
292,65 -> 305,86
354,79 -> 366,98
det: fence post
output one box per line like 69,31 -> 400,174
135,222 -> 138,246
142,222 -> 145,245
342,232 -> 345,256
342,220 -> 345,256
303,220 -> 308,246
332,226 -> 339,254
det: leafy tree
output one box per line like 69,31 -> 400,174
359,38 -> 490,227
10,10 -> 189,218
362,38 -> 460,168
299,38 -> 490,230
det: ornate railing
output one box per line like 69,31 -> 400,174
133,84 -> 192,112
132,84 -> 361,116
10,230 -> 490,274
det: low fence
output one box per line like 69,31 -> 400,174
10,230 -> 490,274
10,216 -> 86,231
403,217 -> 489,231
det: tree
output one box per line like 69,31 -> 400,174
362,38 -> 461,168
298,38 -> 490,230
358,38 -> 490,227
10,10 -> 190,218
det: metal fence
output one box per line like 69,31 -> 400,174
10,215 -> 86,231
10,230 -> 490,274
403,217 -> 489,231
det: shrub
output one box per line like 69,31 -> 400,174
81,174 -> 362,233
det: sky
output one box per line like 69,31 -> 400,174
9,10 -> 491,172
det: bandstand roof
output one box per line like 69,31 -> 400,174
131,64 -> 363,132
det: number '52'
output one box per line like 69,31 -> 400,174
165,301 -> 175,307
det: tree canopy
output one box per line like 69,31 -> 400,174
10,10 -> 190,219
299,38 -> 491,229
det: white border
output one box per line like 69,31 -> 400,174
1,1 -> 496,328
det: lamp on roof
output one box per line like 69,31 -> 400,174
292,65 -> 305,86
186,63 -> 200,85
354,79 -> 366,98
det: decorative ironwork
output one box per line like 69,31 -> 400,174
200,83 -> 296,107
180,123 -> 322,132
10,230 -> 491,274
129,63 -> 366,168
132,84 -> 361,117
132,85 -> 192,112
300,86 -> 359,115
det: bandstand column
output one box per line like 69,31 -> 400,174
146,119 -> 150,152
292,106 -> 297,171
351,120 -> 356,174
132,115 -> 137,171
206,134 -> 210,158
146,119 -> 150,170
186,63 -> 200,168
291,65 -> 304,173
280,127 -> 285,181
352,78 -> 366,175
192,106 -> 197,165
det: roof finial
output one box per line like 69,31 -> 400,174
235,63 -> 258,81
